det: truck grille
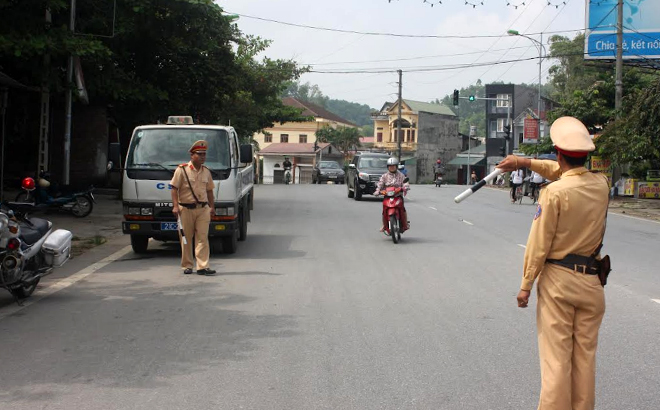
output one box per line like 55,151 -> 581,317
369,175 -> 381,182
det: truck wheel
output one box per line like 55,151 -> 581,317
131,235 -> 149,254
238,207 -> 248,241
222,232 -> 238,254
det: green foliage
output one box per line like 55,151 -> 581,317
315,126 -> 361,157
283,81 -> 374,126
0,0 -> 307,141
596,76 -> 660,171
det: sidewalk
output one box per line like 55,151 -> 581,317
486,185 -> 660,222
4,190 -> 125,256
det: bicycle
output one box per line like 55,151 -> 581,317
512,185 -> 523,204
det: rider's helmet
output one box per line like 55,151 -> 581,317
436,159 -> 442,164
387,157 -> 399,172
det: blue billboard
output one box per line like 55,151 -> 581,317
585,0 -> 660,60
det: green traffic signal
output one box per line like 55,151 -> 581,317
468,95 -> 475,101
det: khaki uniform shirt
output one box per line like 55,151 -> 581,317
170,161 -> 215,204
521,159 -> 609,290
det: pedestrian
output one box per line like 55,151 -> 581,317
470,170 -> 477,184
170,140 -> 216,275
497,116 -> 610,410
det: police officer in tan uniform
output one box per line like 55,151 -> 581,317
497,117 -> 609,410
170,140 -> 216,275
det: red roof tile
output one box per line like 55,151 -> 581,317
282,97 -> 357,127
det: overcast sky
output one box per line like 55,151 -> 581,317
221,0 -> 589,109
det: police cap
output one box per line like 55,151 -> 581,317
550,116 -> 594,158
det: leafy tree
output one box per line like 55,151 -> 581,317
596,77 -> 660,173
315,126 -> 361,157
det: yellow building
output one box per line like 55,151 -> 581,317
372,99 -> 456,154
252,97 -> 357,150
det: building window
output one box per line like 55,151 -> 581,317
411,129 -> 415,142
281,134 -> 289,143
264,134 -> 272,143
496,94 -> 510,108
377,132 -> 383,142
377,127 -> 383,130
299,134 -> 307,143
497,118 -> 506,132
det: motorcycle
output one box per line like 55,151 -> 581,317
435,173 -> 444,187
284,168 -> 292,185
379,182 -> 409,244
0,202 -> 73,300
15,172 -> 95,217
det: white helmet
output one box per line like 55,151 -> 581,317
386,157 -> 399,166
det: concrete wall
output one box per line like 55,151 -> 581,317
415,112 -> 460,184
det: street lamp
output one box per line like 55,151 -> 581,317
507,29 -> 547,157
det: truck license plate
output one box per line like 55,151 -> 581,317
161,222 -> 178,231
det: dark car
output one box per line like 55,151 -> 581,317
346,153 -> 390,201
313,160 -> 345,184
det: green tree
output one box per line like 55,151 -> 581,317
315,126 -> 361,157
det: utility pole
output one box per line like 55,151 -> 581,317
397,69 -> 402,162
615,0 -> 623,114
38,9 -> 52,175
63,0 -> 76,185
537,32 -> 543,157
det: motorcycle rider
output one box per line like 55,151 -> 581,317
374,157 -> 409,232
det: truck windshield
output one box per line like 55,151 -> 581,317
359,157 -> 388,169
126,128 -> 231,170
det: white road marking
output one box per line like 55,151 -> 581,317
518,244 -> 527,249
429,206 -> 437,211
652,299 -> 660,305
462,220 -> 473,226
609,211 -> 660,224
0,245 -> 133,321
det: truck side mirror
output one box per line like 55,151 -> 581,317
240,145 -> 253,163
348,164 -> 356,169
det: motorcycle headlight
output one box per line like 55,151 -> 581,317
0,214 -> 8,232
358,172 -> 370,181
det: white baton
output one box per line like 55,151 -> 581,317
177,215 -> 188,245
454,168 -> 503,203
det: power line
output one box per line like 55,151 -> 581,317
225,10 -> 596,40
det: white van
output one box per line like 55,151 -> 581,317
121,116 -> 254,254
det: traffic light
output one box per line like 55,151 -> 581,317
468,95 -> 476,102
503,124 -> 511,140
453,89 -> 459,106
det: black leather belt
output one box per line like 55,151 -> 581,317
547,254 -> 599,275
180,203 -> 208,209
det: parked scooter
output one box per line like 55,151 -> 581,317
15,172 -> 95,217
379,181 -> 409,244
0,202 -> 73,300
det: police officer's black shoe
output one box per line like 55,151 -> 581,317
197,268 -> 216,275
183,268 -> 193,275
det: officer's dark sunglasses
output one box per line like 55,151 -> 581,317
194,152 -> 206,156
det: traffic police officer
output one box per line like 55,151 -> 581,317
497,117 -> 609,410
170,140 -> 216,275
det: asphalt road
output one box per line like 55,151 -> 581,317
0,184 -> 658,409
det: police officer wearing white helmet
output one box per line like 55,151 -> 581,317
373,157 -> 409,232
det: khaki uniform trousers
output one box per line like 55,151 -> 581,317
178,206 -> 211,271
536,264 -> 605,410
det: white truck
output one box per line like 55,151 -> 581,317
121,116 -> 254,254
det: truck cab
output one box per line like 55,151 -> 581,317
121,116 -> 254,254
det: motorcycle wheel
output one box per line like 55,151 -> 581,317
15,192 -> 31,202
12,277 -> 41,299
71,195 -> 93,217
389,215 -> 399,244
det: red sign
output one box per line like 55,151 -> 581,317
523,118 -> 538,143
